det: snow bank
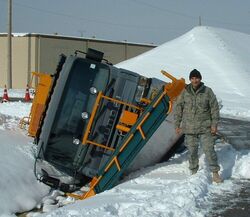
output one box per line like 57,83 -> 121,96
0,102 -> 49,216
0,130 -> 49,216
117,26 -> 250,120
232,151 -> 250,179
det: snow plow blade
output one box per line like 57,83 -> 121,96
20,54 -> 66,137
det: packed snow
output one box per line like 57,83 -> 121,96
0,26 -> 249,216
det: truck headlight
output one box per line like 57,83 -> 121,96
90,87 -> 97,95
73,138 -> 80,145
81,112 -> 89,120
135,85 -> 144,102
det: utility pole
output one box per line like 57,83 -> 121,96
199,16 -> 202,26
7,0 -> 12,88
78,30 -> 86,37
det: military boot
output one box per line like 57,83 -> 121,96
191,168 -> 198,175
212,172 -> 223,183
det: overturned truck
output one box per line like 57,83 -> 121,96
28,48 -> 185,199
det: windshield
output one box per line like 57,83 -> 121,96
45,58 -> 109,172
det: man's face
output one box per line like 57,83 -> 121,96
190,77 -> 201,89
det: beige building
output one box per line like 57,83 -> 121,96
0,34 -> 156,88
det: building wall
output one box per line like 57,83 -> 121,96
87,40 -> 125,64
38,37 -> 86,74
0,37 -> 8,87
0,36 -> 37,88
12,36 -> 37,88
0,34 -> 156,88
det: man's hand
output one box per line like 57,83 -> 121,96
175,127 -> 182,135
211,126 -> 217,135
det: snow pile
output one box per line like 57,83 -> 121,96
117,26 -> 250,119
0,130 -> 49,216
0,100 -> 49,216
232,152 -> 250,179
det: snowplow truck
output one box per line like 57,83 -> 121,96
31,48 -> 185,199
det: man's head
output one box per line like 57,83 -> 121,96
189,69 -> 202,89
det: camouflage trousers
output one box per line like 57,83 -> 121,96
185,133 -> 220,172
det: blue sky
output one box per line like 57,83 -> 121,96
0,0 -> 249,44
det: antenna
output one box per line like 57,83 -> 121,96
199,16 -> 202,26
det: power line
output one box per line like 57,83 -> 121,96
127,0 -> 250,27
11,1 -> 187,31
202,17 -> 250,27
127,0 -> 198,20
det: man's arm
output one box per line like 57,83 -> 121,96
209,88 -> 220,134
174,90 -> 185,134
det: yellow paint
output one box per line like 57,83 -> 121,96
119,110 -> 138,126
116,124 -> 131,133
161,70 -> 186,101
86,140 -> 115,151
119,134 -> 134,152
138,126 -> 146,140
82,92 -> 103,144
114,157 -> 121,171
140,98 -> 151,104
116,110 -> 138,133
102,95 -> 142,110
27,72 -> 52,137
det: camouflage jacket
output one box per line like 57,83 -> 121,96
174,82 -> 220,134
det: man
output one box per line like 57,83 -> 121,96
174,69 -> 222,183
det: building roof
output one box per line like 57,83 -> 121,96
0,33 -> 157,47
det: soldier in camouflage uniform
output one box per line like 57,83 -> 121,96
174,69 -> 222,183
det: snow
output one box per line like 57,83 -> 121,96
117,26 -> 250,120
0,102 -> 31,119
0,89 -> 30,99
0,129 -> 49,216
232,152 -> 250,179
38,143 -> 249,217
12,33 -> 29,37
0,26 -> 250,216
